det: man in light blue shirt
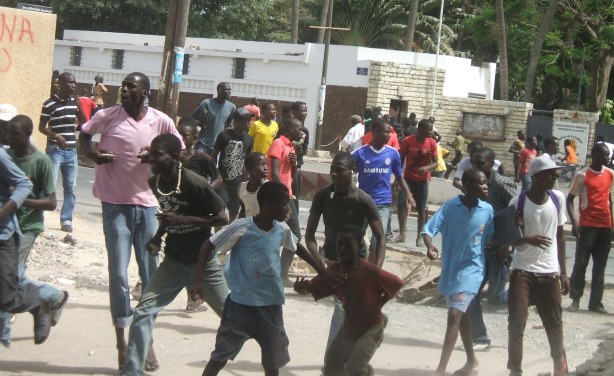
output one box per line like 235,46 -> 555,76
421,168 -> 494,376
0,145 -> 52,346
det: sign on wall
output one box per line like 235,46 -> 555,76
552,121 -> 590,166
461,112 -> 506,141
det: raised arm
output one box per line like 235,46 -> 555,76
157,209 -> 229,229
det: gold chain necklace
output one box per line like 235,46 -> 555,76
155,162 -> 182,196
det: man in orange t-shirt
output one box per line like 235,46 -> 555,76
567,143 -> 614,314
267,118 -> 303,286
519,136 -> 538,191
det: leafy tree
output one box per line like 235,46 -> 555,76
523,0 -> 558,102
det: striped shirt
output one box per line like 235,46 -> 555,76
41,94 -> 78,148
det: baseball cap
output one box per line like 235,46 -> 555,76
528,155 -> 564,177
0,104 -> 17,122
234,107 -> 254,120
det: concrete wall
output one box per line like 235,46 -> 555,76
0,7 -> 56,148
367,61 -> 533,172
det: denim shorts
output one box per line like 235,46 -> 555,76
210,297 -> 290,370
446,292 -> 476,313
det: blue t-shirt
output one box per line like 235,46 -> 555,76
210,217 -> 297,306
422,195 -> 495,296
192,98 -> 236,151
352,144 -> 403,206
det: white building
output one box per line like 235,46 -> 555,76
54,30 -> 497,148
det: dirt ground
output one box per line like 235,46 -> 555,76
1,209 -> 613,376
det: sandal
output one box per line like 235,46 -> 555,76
145,358 -> 160,372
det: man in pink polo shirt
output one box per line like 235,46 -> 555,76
79,72 -> 183,372
267,117 -> 303,286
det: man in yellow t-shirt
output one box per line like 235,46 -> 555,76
248,102 -> 278,155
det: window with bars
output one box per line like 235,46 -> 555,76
112,49 -> 124,70
182,54 -> 191,75
232,58 -> 246,79
69,46 -> 82,66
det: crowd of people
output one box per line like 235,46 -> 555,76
0,71 -> 612,376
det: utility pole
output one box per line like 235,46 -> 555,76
158,0 -> 191,121
310,1 -> 348,150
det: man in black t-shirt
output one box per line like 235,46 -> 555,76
122,134 -> 229,374
212,108 -> 254,224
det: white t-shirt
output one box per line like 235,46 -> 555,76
339,123 -> 365,151
238,180 -> 266,217
509,190 -> 567,273
454,157 -> 501,180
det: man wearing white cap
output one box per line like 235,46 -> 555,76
504,155 -> 569,376
0,104 -> 18,146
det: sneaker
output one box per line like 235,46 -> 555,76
473,342 -> 490,351
589,306 -> 608,314
568,300 -> 579,312
60,223 -> 73,233
0,343 -> 10,353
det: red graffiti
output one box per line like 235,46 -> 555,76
1,12 -> 34,44
0,11 -> 36,74
0,47 -> 11,73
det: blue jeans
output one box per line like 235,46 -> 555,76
101,203 -> 158,328
46,146 -> 77,225
520,173 -> 531,192
0,232 -> 63,346
122,256 -> 228,375
470,250 -> 509,344
327,297 -> 345,352
369,205 -> 390,255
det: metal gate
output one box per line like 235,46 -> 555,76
526,110 -> 554,138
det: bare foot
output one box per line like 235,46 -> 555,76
117,345 -> 127,371
146,341 -> 160,372
393,234 -> 406,243
416,237 -> 424,247
454,359 -> 479,375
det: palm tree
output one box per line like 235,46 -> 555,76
523,0 -> 558,102
291,0 -> 300,43
316,0 -> 331,43
332,0 -> 406,49
405,0 -> 419,51
495,0 -> 508,100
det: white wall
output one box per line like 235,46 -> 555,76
54,30 -> 497,147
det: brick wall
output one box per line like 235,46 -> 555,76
365,62 -> 533,173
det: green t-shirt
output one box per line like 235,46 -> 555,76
8,149 -> 55,233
